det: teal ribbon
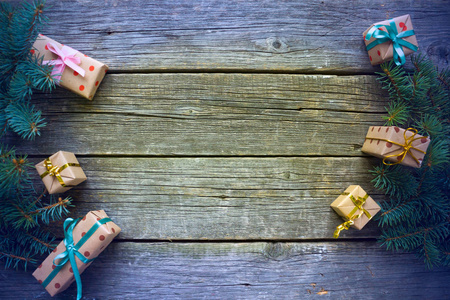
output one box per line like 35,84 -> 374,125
41,217 -> 112,300
365,18 -> 418,66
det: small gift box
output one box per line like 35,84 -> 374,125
363,14 -> 418,66
35,151 -> 87,194
32,210 -> 121,299
361,126 -> 430,168
331,185 -> 381,238
32,34 -> 108,100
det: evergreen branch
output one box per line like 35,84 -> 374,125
377,61 -> 410,102
437,68 -> 449,90
5,102 -> 46,140
0,246 -> 37,270
382,100 -> 409,126
373,55 -> 450,267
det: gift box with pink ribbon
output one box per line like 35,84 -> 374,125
32,34 -> 108,100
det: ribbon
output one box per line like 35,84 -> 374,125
365,18 -> 418,66
333,192 -> 371,238
40,158 -> 81,188
366,128 -> 427,166
41,217 -> 112,300
43,42 -> 86,80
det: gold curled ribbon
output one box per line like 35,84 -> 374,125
366,128 -> 427,166
40,158 -> 80,187
333,192 -> 372,238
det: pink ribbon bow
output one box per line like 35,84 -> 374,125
43,42 -> 85,80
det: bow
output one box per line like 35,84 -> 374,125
41,217 -> 112,300
382,128 -> 427,166
334,193 -> 371,238
43,42 -> 85,80
40,158 -> 80,187
53,218 -> 94,300
365,18 -> 418,66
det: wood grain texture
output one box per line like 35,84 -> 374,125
8,73 -> 386,156
1,241 -> 449,299
32,156 -> 383,240
14,0 -> 450,72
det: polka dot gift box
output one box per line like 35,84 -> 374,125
32,210 -> 121,299
361,126 -> 430,168
32,34 -> 108,100
363,14 -> 418,66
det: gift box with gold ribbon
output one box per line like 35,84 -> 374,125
361,126 -> 430,168
35,151 -> 87,194
32,34 -> 108,100
330,185 -> 381,238
363,14 -> 418,66
32,210 -> 121,299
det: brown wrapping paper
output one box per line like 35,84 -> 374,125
363,14 -> 418,65
32,34 -> 108,100
330,185 -> 380,230
35,151 -> 87,194
32,210 -> 121,297
361,126 -> 430,168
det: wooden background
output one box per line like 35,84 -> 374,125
1,0 -> 450,299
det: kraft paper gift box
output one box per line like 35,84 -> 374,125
330,185 -> 381,237
32,34 -> 108,100
32,210 -> 121,298
35,151 -> 87,194
363,14 -> 418,65
361,126 -> 430,168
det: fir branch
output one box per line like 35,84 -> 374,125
373,54 -> 450,268
382,100 -> 409,126
377,61 -> 410,103
0,247 -> 37,270
5,102 -> 46,140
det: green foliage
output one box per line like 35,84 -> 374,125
371,55 -> 450,268
0,0 -> 55,140
0,144 -> 74,270
0,1 -> 74,271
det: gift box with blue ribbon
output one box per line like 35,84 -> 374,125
32,210 -> 121,299
363,14 -> 419,66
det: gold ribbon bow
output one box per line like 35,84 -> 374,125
382,128 -> 427,166
367,128 -> 427,166
333,192 -> 372,238
40,158 -> 80,188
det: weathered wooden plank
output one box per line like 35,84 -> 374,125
1,241 -> 449,299
9,73 -> 387,156
16,0 -> 448,73
21,0 -> 450,73
31,157 -> 383,240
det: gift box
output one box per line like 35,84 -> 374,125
363,14 -> 418,66
32,34 -> 108,100
361,126 -> 430,168
32,210 -> 121,298
35,151 -> 87,194
330,185 -> 381,237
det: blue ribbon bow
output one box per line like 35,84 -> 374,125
41,217 -> 112,300
365,18 -> 418,66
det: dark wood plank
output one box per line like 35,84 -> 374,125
32,156 -> 383,240
8,73 -> 386,156
1,241 -> 448,299
14,0 -> 449,72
